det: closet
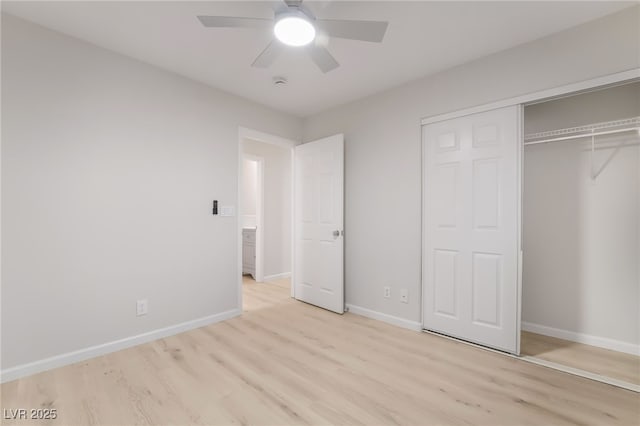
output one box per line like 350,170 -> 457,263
521,82 -> 640,388
421,79 -> 639,390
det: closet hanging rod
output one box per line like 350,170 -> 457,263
523,127 -> 640,146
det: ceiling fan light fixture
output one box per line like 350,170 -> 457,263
274,15 -> 316,47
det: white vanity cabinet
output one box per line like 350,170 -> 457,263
242,228 -> 256,279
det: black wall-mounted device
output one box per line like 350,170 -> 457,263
212,200 -> 218,215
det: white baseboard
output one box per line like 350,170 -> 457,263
522,321 -> 640,356
0,308 -> 240,384
346,304 -> 422,332
263,272 -> 291,282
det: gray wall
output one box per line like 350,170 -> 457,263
523,83 -> 640,346
302,6 -> 640,324
1,14 -> 301,369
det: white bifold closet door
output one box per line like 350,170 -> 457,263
422,105 -> 521,354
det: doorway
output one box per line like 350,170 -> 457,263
237,128 -> 295,313
241,155 -> 262,282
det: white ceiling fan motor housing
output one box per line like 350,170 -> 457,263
274,8 -> 316,47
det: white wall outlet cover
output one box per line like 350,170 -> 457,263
384,286 -> 391,298
400,289 -> 408,303
136,299 -> 148,316
220,206 -> 236,217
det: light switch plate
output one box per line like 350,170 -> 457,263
220,206 -> 235,217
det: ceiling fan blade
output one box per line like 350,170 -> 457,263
315,19 -> 389,42
197,16 -> 273,29
307,44 -> 339,73
252,40 -> 284,68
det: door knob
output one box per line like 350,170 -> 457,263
333,230 -> 340,238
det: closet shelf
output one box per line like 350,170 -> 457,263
524,116 -> 640,145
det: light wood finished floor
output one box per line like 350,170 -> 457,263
2,278 -> 639,425
521,331 -> 640,386
242,275 -> 289,313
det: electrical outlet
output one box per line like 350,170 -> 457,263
384,287 -> 391,299
400,289 -> 408,304
136,299 -> 148,316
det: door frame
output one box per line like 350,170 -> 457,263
237,127 -> 297,311
420,68 -> 640,353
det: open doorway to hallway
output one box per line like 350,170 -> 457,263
238,129 -> 295,312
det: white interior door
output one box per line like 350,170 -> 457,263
422,105 -> 521,354
294,134 -> 344,313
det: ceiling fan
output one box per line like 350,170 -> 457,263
197,0 -> 389,73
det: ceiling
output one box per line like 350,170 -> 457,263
2,1 -> 634,117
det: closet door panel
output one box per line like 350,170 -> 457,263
433,249 -> 459,318
472,158 -> 501,230
423,105 -> 520,354
471,252 -> 502,327
434,163 -> 460,229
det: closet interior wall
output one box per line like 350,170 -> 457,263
522,82 -> 640,353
